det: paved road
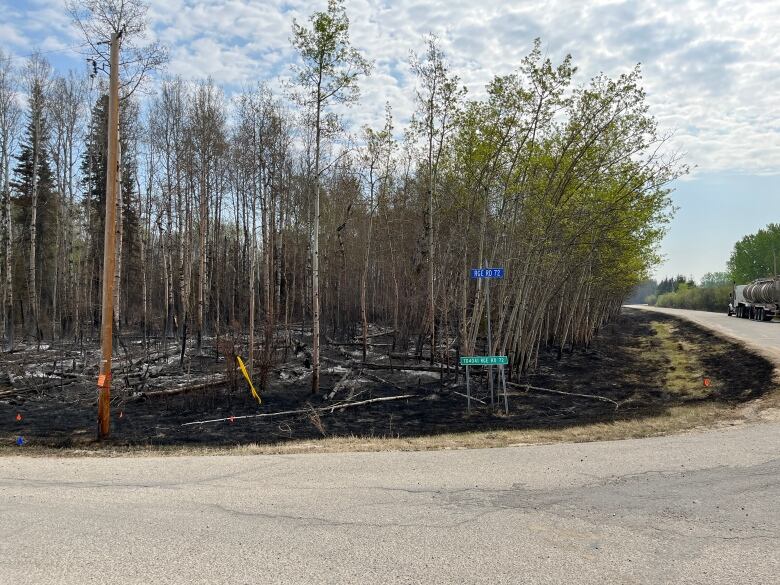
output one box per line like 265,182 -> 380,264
626,304 -> 780,369
1,428 -> 778,584
1,308 -> 779,585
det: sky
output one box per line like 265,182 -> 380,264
1,0 -> 778,281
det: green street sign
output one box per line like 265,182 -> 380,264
459,355 -> 508,366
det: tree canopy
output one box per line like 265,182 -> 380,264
728,223 -> 780,283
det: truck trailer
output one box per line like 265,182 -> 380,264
729,278 -> 780,321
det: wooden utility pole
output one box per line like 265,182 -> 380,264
98,31 -> 120,439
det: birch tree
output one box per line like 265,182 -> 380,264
410,36 -> 465,363
358,106 -> 395,361
0,51 -> 20,350
19,54 -> 52,340
291,0 -> 371,394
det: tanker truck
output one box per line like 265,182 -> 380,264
728,277 -> 780,321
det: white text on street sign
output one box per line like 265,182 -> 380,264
470,268 -> 504,279
460,355 -> 508,366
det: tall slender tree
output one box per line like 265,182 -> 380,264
0,51 -> 20,350
290,0 -> 371,394
13,55 -> 53,340
410,36 -> 465,363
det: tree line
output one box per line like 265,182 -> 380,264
634,223 -> 780,312
0,0 -> 681,390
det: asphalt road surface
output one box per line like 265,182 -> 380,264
1,308 -> 779,585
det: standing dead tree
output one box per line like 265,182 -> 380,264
290,0 -> 371,394
410,35 -> 465,364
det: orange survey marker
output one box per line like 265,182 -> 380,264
703,378 -> 711,387
236,356 -> 261,405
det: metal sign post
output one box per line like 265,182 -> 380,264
470,267 -> 504,408
500,364 -> 508,414
460,355 -> 509,414
465,364 -> 470,413
486,265 -> 493,405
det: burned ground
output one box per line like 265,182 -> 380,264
0,308 -> 775,449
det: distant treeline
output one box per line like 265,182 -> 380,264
627,223 -> 780,312
627,273 -> 731,312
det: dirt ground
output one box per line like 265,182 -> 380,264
0,308 -> 775,449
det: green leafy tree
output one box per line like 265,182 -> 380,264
700,271 -> 731,288
80,92 -> 140,327
11,56 -> 56,339
727,223 -> 780,283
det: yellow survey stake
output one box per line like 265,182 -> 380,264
236,356 -> 261,404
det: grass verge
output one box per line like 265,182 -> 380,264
0,401 -> 762,458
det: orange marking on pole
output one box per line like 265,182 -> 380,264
15,413 -> 22,421
97,374 -> 106,387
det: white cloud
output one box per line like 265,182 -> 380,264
1,0 -> 778,174
0,23 -> 28,48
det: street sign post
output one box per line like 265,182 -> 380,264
460,355 -> 509,414
471,265 -> 505,406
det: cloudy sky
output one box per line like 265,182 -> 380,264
1,0 -> 778,280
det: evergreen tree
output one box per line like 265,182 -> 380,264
11,77 -> 58,337
80,93 -> 140,327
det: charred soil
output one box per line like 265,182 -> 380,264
0,308 -> 775,450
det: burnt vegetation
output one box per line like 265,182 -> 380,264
4,1 -> 767,448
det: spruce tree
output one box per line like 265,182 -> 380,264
80,93 -> 140,327
11,78 -> 57,338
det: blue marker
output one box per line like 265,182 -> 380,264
16,436 -> 24,446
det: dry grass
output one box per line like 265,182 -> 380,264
650,321 -> 710,398
0,401 -> 754,458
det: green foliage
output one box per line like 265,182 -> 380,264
655,284 -> 731,312
727,223 -> 780,283
700,271 -> 731,288
428,39 -> 684,364
656,275 -> 688,295
10,78 -> 58,309
290,0 -> 371,110
640,273 -> 731,310
80,93 -> 141,324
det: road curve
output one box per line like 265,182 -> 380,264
626,304 -> 780,375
